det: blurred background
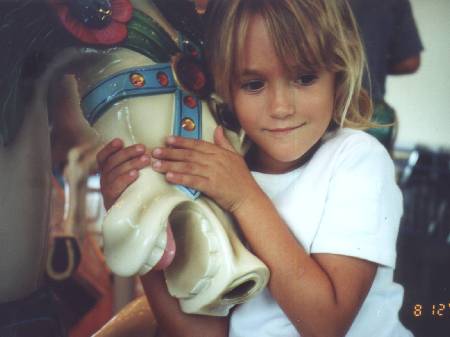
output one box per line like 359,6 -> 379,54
386,1 -> 450,336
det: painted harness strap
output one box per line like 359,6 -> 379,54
81,63 -> 176,125
81,63 -> 202,199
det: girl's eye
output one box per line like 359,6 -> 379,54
296,74 -> 318,86
241,80 -> 265,92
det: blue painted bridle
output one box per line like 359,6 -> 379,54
81,34 -> 205,199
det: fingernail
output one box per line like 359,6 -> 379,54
166,172 -> 174,179
112,139 -> 122,147
152,160 -> 162,168
140,155 -> 150,163
152,148 -> 162,156
136,145 -> 145,152
129,170 -> 138,177
166,136 -> 175,144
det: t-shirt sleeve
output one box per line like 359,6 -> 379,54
388,0 -> 424,63
310,136 -> 403,268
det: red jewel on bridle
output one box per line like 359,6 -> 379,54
156,71 -> 169,87
183,96 -> 197,109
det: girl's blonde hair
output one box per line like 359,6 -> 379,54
204,0 -> 373,130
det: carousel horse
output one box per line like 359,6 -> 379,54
47,139 -> 114,333
0,4 -> 73,333
0,0 -> 269,331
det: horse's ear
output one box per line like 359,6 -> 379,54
152,0 -> 205,46
0,1 -> 77,146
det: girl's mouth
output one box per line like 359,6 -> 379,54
265,122 -> 306,134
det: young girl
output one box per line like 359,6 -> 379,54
97,0 -> 412,336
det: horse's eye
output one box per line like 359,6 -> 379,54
173,54 -> 210,97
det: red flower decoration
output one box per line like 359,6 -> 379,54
48,0 -> 133,45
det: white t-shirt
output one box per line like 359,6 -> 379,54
229,128 -> 413,337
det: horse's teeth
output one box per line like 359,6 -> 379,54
200,217 -> 220,277
205,233 -> 218,254
189,277 -> 211,296
204,252 -> 220,278
147,245 -> 164,268
156,226 -> 167,250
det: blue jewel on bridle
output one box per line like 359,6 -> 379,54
67,0 -> 113,28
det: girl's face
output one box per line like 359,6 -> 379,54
231,14 -> 335,174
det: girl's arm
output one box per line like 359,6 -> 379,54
97,139 -> 229,337
233,190 -> 376,337
141,271 -> 229,337
151,128 -> 377,337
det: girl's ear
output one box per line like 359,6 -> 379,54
209,94 -> 241,132
221,127 -> 250,156
218,104 -> 241,132
214,126 -> 236,152
238,129 -> 252,156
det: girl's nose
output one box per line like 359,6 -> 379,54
269,84 -> 295,119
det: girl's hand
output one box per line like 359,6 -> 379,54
96,138 -> 151,210
151,126 -> 261,213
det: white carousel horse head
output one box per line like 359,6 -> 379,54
45,0 -> 269,316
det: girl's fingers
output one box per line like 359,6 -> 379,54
103,154 -> 151,185
101,144 -> 147,175
151,146 -> 207,163
96,138 -> 123,167
165,136 -> 216,154
164,171 -> 209,192
151,158 -> 207,177
101,170 -> 139,210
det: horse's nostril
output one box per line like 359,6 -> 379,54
222,280 -> 257,301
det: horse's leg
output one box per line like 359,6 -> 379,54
92,296 -> 157,337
